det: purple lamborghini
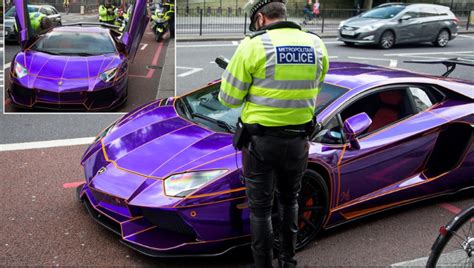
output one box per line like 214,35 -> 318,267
78,59 -> 473,256
8,0 -> 149,111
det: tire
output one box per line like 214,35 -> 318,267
379,30 -> 395,49
426,205 -> 474,268
155,32 -> 162,42
433,29 -> 450,47
272,170 -> 329,252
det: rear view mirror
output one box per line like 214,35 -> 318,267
343,112 -> 372,149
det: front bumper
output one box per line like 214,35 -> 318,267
338,29 -> 381,44
77,184 -> 250,257
8,77 -> 128,112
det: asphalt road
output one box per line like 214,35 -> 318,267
3,13 -> 174,113
0,144 -> 472,266
176,34 -> 474,95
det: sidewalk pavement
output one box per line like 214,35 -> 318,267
156,39 -> 175,99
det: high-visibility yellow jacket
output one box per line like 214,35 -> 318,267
219,22 -> 329,127
14,12 -> 46,35
99,5 -> 116,22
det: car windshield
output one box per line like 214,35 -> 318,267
361,5 -> 406,19
6,6 -> 40,17
31,31 -> 116,55
176,82 -> 348,133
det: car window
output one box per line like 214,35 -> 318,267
403,7 -> 420,18
50,7 -> 58,14
361,5 -> 406,19
313,116 -> 343,144
419,6 -> 439,17
408,86 -> 437,112
340,88 -> 415,136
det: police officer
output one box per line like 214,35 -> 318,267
15,12 -> 52,36
218,0 -> 329,267
99,0 -> 116,25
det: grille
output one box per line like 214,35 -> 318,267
141,208 -> 197,238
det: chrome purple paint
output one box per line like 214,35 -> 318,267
9,0 -> 148,111
79,62 -> 474,256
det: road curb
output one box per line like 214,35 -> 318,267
156,39 -> 176,99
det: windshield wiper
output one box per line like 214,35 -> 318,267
33,49 -> 62,55
191,112 -> 235,133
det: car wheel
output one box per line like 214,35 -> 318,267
433,29 -> 450,47
272,170 -> 329,251
379,30 -> 395,49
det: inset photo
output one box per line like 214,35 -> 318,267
4,0 -> 175,113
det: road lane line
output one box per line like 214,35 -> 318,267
5,62 -> 11,70
439,202 -> 461,215
129,41 -> 164,79
348,56 -> 390,61
389,59 -> 398,67
63,181 -> 85,189
458,34 -> 474,39
140,43 -> 148,50
0,137 -> 95,152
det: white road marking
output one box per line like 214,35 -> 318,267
384,50 -> 474,56
140,43 -> 148,50
0,137 -> 96,152
328,56 -> 339,59
5,62 -> 11,70
349,56 -> 389,62
177,43 -> 240,48
389,59 -> 398,67
458,34 -> 474,39
176,66 -> 204,77
232,41 -> 239,45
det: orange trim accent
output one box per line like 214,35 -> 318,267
336,144 -> 346,206
187,187 -> 246,199
123,226 -> 157,239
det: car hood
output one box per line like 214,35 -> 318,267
81,100 -> 237,203
344,17 -> 386,28
13,51 -> 124,93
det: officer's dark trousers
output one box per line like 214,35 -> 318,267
242,134 -> 309,268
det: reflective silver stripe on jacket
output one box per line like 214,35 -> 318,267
248,94 -> 315,108
258,32 -> 321,90
222,69 -> 251,91
219,90 -> 243,106
253,78 -> 318,90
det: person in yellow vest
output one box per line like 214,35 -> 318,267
15,12 -> 52,36
218,0 -> 329,267
99,0 -> 116,24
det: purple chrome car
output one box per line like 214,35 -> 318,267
78,60 -> 473,257
8,0 -> 149,111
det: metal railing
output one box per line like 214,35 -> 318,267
177,7 -> 473,36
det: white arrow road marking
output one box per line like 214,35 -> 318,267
176,66 -> 204,77
140,43 -> 148,50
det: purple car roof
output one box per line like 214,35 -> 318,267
325,62 -> 474,96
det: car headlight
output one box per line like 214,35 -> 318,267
338,20 -> 346,30
164,170 -> 228,197
15,62 -> 28,78
358,23 -> 384,32
99,67 -> 118,83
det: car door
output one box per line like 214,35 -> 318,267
397,8 -> 423,43
14,0 -> 33,49
120,0 -> 149,62
418,6 -> 440,41
332,85 -> 447,218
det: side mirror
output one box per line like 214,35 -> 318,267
399,14 -> 412,22
343,112 -> 372,150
